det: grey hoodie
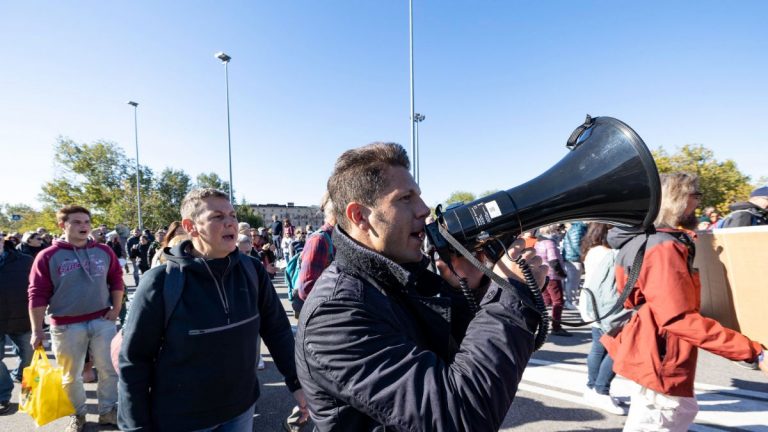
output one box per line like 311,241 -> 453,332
28,238 -> 124,324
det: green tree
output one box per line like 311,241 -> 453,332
157,169 -> 192,210
40,137 -> 133,223
653,144 -> 752,214
195,172 -> 232,196
0,204 -> 57,234
235,197 -> 264,228
38,136 -> 195,231
141,169 -> 193,228
444,191 -> 476,206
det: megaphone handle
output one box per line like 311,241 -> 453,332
437,224 -> 550,351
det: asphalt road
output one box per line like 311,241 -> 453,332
3,269 -> 767,431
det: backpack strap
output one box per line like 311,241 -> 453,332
163,261 -> 185,329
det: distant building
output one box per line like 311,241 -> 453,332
247,202 -> 323,232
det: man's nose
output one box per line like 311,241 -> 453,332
415,197 -> 430,219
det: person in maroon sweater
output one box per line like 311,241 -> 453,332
28,205 -> 124,432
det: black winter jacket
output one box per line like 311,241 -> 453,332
721,201 -> 768,227
118,241 -> 300,431
108,239 -> 124,259
16,243 -> 44,258
295,227 -> 537,431
126,235 -> 140,257
0,247 -> 33,334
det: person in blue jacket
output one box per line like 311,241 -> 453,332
118,188 -> 307,431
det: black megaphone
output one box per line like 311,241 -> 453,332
425,115 -> 661,261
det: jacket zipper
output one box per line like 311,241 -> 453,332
188,314 -> 257,335
201,256 -> 232,324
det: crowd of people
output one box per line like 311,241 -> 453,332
1,146 -> 767,431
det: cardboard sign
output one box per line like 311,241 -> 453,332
695,226 -> 768,344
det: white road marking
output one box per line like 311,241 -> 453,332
522,358 -> 768,431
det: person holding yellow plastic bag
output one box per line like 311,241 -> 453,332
28,205 -> 124,432
20,347 -> 75,426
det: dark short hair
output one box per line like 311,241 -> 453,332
327,142 -> 410,229
56,205 -> 92,224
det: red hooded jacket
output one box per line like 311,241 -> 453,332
601,228 -> 762,397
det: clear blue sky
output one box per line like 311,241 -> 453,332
2,1 -> 766,211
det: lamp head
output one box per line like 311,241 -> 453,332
215,52 -> 232,63
127,101 -> 138,107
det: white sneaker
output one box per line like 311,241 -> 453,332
258,356 -> 266,370
583,388 -> 627,415
564,301 -> 578,310
65,414 -> 86,432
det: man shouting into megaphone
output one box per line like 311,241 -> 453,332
295,142 -> 547,431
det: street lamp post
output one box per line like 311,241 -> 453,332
409,0 -> 417,181
414,113 -> 425,184
215,51 -> 234,204
126,101 -> 142,229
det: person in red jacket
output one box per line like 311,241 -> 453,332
602,172 -> 767,431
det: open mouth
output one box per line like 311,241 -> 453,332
222,234 -> 236,241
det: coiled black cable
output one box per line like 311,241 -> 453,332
513,256 -> 550,351
459,277 -> 479,314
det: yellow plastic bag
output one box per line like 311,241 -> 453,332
19,346 -> 76,426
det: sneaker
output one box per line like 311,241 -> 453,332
0,401 -> 11,415
583,388 -> 627,415
65,414 -> 87,432
564,301 -> 578,310
98,407 -> 118,425
550,328 -> 572,337
258,356 -> 266,370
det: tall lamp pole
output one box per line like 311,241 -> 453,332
409,0 -> 417,182
126,101 -> 142,229
414,113 -> 425,184
215,51 -> 234,203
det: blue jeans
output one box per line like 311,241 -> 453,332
1,331 -> 33,402
586,327 -> 616,395
131,260 -> 140,286
192,403 -> 255,432
50,318 -> 118,415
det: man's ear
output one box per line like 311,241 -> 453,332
181,218 -> 197,237
345,202 -> 370,231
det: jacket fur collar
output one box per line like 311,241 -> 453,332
332,226 -> 426,295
